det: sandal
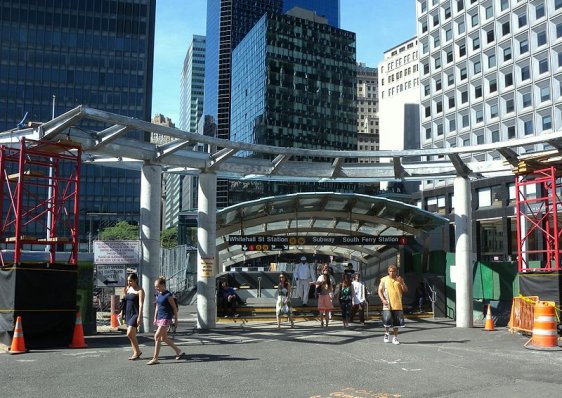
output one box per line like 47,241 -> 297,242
128,351 -> 142,361
175,352 -> 185,361
146,358 -> 160,365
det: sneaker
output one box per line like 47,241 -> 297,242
392,337 -> 400,345
383,333 -> 390,343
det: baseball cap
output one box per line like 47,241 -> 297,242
300,256 -> 306,261
346,263 -> 353,268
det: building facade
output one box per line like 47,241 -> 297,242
283,0 -> 340,27
0,0 -> 156,248
356,63 -> 379,165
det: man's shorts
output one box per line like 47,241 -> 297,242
382,310 -> 405,328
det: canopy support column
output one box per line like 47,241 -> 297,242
454,176 -> 473,328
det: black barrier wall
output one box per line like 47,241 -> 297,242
0,263 -> 77,349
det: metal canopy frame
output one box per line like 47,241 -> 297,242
3,106 -> 562,182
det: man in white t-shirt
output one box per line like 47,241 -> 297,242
294,256 -> 313,306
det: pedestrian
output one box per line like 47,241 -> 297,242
336,273 -> 353,328
217,281 -> 240,317
124,273 -> 144,360
378,265 -> 408,345
294,256 -> 314,306
312,265 -> 334,327
147,276 -> 185,365
275,272 -> 294,328
344,262 -> 355,277
350,273 -> 367,325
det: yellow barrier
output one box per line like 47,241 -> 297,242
508,296 -> 539,334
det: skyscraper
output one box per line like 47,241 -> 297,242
283,0 -> 340,27
204,0 -> 341,207
0,0 -> 156,246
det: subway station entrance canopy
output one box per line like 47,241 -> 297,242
217,192 -> 448,267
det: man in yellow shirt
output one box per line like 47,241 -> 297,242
378,264 -> 408,344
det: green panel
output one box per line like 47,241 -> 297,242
412,252 -> 422,274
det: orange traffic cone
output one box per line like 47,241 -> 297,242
484,305 -> 495,331
69,312 -> 88,348
9,316 -> 27,354
111,312 -> 119,328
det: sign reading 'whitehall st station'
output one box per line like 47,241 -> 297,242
93,240 -> 141,264
227,235 -> 411,246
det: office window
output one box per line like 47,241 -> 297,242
488,53 -> 496,67
524,120 -> 533,135
476,110 -> 484,123
502,21 -> 510,36
422,20 -> 428,33
460,66 -> 467,79
490,78 -> 497,93
505,72 -> 513,86
423,42 -> 429,54
462,114 -> 469,127
461,90 -> 468,103
425,106 -> 431,117
472,14 -> 479,27
485,5 -> 493,19
446,29 -> 453,41
539,58 -> 548,74
500,0 -> 509,11
424,63 -> 430,74
434,36 -> 440,47
424,85 -> 430,96
477,134 -> 484,144
426,127 -> 432,139
421,1 -> 427,13
449,96 -> 455,108
437,102 -> 443,113
437,124 -> 444,135
435,57 -> 441,69
492,130 -> 500,143
537,31 -> 547,46
473,36 -> 480,50
448,73 -> 454,86
556,0 -> 562,10
518,13 -> 527,28
558,52 -> 562,67
475,85 -> 482,98
433,13 -> 439,27
536,3 -> 545,19
543,115 -> 552,130
508,125 -> 516,139
557,23 -> 562,38
447,50 -> 453,63
504,47 -> 512,61
540,86 -> 550,102
458,20 -> 466,34
436,78 -> 442,91
457,0 -> 464,12
521,65 -> 530,80
487,29 -> 495,43
522,92 -> 532,107
459,43 -> 466,57
474,61 -> 481,74
520,39 -> 528,53
449,119 -> 456,131
490,104 -> 498,118
506,98 -> 515,112
444,6 -> 451,19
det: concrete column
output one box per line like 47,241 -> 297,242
454,176 -> 473,327
140,163 -> 162,333
197,172 -> 217,329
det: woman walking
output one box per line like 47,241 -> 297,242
275,272 -> 294,328
312,265 -> 334,328
125,273 -> 144,360
337,274 -> 354,328
147,276 -> 184,365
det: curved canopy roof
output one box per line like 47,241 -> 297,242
216,192 -> 448,267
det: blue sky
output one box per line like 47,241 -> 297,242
152,0 -> 416,123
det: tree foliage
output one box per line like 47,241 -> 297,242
161,227 -> 178,248
99,221 -> 139,240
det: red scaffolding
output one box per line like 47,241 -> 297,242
0,138 -> 81,265
515,166 -> 562,272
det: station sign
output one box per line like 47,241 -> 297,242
229,235 -> 411,246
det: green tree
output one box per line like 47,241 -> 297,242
161,227 -> 178,248
99,221 -> 139,240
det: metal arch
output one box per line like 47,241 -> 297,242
4,106 -> 562,182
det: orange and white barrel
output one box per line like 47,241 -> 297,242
525,301 -> 560,350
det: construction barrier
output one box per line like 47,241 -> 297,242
9,316 -> 27,354
524,301 -> 561,350
508,295 -> 539,334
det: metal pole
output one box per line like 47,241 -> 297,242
454,176 -> 473,327
140,163 -> 162,333
196,171 -> 217,329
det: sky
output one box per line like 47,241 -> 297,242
152,0 -> 417,123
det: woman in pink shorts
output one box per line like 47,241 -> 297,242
312,265 -> 335,327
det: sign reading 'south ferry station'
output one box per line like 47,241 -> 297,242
227,235 -> 412,246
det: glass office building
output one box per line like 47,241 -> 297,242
228,12 -> 361,203
0,0 -> 156,246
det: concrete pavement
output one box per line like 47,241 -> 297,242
1,310 -> 561,398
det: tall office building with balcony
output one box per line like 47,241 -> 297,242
0,0 -> 156,247
418,0 -> 562,167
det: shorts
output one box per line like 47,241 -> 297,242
382,310 -> 405,328
154,319 -> 173,327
